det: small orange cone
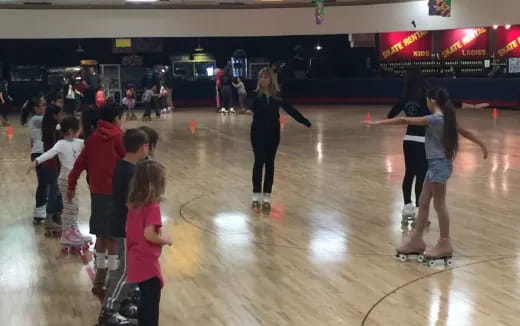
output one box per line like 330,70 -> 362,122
365,112 -> 372,121
189,120 -> 196,134
6,125 -> 13,143
492,108 -> 498,118
280,115 -> 286,129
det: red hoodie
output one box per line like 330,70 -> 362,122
68,120 -> 125,195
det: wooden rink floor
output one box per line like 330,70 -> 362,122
0,105 -> 519,326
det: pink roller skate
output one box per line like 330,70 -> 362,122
61,230 -> 86,255
396,236 -> 426,262
420,238 -> 453,267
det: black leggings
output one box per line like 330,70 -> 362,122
251,129 -> 280,194
402,140 -> 428,206
222,85 -> 233,109
138,277 -> 161,326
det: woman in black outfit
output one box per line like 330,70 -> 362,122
220,67 -> 235,113
250,68 -> 311,210
387,69 -> 430,224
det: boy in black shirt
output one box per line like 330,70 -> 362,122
99,128 -> 149,326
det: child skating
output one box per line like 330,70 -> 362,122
31,116 -> 92,253
365,88 -> 488,266
126,160 -> 171,326
250,68 -> 311,211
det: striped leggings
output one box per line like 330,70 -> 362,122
57,178 -> 79,232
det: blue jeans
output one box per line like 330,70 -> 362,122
41,167 -> 63,216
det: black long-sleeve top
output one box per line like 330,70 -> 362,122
387,97 -> 429,138
250,93 -> 311,132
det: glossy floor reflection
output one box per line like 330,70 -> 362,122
0,106 -> 519,325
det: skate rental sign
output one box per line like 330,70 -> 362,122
496,25 -> 520,58
439,27 -> 489,59
379,31 -> 432,61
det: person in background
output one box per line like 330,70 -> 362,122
96,87 -> 107,109
215,67 -> 223,112
21,96 -> 48,224
142,85 -> 160,121
163,68 -> 175,112
0,80 -> 14,126
123,86 -> 137,121
220,67 -> 235,114
233,77 -> 248,113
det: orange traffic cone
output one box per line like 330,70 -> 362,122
280,115 -> 286,129
6,125 -> 13,143
189,120 -> 196,134
492,108 -> 498,118
365,112 -> 372,121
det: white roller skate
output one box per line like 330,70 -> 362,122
33,205 -> 47,225
220,108 -> 228,113
251,193 -> 262,210
395,236 -> 426,262
229,107 -> 236,114
72,227 -> 93,250
420,238 -> 454,267
401,203 -> 416,225
262,193 -> 271,211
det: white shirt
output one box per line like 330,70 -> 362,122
36,138 -> 84,179
28,115 -> 44,154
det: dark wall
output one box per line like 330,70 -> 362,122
0,35 -> 376,77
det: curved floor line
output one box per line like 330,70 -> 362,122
360,256 -> 515,326
177,191 -> 516,258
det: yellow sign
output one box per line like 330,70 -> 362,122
115,38 -> 132,48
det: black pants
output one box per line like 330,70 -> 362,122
143,101 -> 160,118
0,104 -> 8,120
138,277 -> 161,326
64,98 -> 76,115
222,85 -> 233,109
31,153 -> 48,208
251,127 -> 280,194
402,140 -> 428,206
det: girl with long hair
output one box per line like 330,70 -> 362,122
250,68 -> 312,211
366,88 -> 488,266
126,160 -> 171,326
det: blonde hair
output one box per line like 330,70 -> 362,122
128,160 -> 166,208
255,67 -> 280,96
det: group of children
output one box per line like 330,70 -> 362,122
22,94 -> 170,326
215,67 -> 249,114
124,84 -> 173,122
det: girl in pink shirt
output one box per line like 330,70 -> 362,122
126,160 -> 171,326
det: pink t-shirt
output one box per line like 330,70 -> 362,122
126,202 -> 164,287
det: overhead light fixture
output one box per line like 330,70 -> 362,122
493,24 -> 499,30
194,38 -> 204,52
505,24 -> 512,30
125,0 -> 159,3
315,44 -> 323,51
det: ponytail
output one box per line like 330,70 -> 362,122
20,96 -> 43,126
427,88 -> 458,160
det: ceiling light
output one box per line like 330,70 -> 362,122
125,0 -> 159,3
315,44 -> 323,51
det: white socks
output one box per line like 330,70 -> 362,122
95,252 -> 108,270
107,255 -> 119,271
252,193 -> 271,203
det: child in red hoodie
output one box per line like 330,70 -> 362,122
68,103 -> 125,296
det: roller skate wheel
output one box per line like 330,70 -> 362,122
428,260 -> 436,267
446,259 -> 453,267
398,254 -> 407,262
417,255 -> 425,263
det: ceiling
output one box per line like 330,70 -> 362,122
0,0 -> 420,9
